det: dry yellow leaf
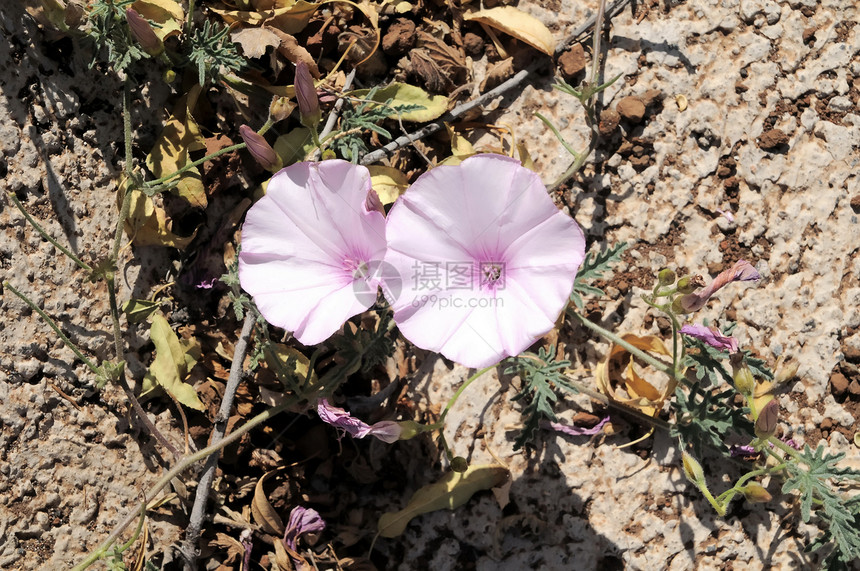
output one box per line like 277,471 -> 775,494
595,334 -> 678,418
368,165 -> 409,205
230,26 -> 282,59
464,6 -> 555,56
132,0 -> 184,40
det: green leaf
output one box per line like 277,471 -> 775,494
274,127 -> 314,166
571,242 -> 628,303
122,298 -> 160,324
784,444 -> 860,564
670,384 -> 752,457
377,465 -> 509,537
348,83 -> 446,122
505,346 -> 572,450
142,314 -> 205,410
682,338 -> 733,387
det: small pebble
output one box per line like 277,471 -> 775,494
559,44 -> 587,80
758,128 -> 789,150
598,109 -> 621,136
617,96 -> 646,123
829,371 -> 848,397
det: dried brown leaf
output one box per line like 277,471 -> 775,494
409,31 -> 467,93
231,26 -> 282,59
479,56 -> 513,92
252,468 -> 286,536
266,26 -> 320,76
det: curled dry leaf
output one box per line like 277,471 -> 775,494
409,31 -> 467,93
231,26 -> 282,59
463,6 -> 555,56
268,26 -> 320,76
212,532 -> 246,566
377,465 -> 510,538
595,334 -> 678,418
252,468 -> 287,536
131,0 -> 184,41
479,56 -> 514,92
211,1 -> 318,34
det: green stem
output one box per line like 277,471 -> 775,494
143,143 -> 246,189
699,482 -> 727,517
144,119 -> 273,192
766,435 -> 803,462
535,112 -> 580,160
438,365 -> 495,426
3,281 -> 99,374
107,275 -> 124,361
6,191 -> 92,273
123,84 -> 133,177
71,397 -> 299,571
117,501 -> 147,555
569,310 -> 682,382
186,0 -> 195,36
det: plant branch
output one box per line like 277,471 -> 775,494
144,143 -> 246,189
180,313 -> 255,569
569,310 -> 682,382
3,281 -> 98,373
359,69 -> 530,165
6,191 -> 92,273
71,396 -> 299,571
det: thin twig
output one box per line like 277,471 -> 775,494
71,397 -> 298,571
359,69 -> 530,165
358,0 -> 632,166
321,69 -> 357,139
180,313 -> 255,570
554,0 -> 633,56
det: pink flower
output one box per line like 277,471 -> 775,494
238,161 -> 386,345
678,260 -> 760,313
680,323 -> 739,352
382,154 -> 586,368
541,416 -> 610,436
316,398 -> 402,443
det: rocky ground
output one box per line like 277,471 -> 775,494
1,0 -> 859,569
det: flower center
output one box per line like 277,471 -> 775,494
480,262 -> 504,290
344,258 -> 369,280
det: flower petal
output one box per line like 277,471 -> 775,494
384,154 -> 585,367
239,161 -> 386,345
679,323 -> 739,352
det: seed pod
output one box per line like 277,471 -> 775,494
755,399 -> 779,439
742,482 -> 772,503
682,452 -> 705,486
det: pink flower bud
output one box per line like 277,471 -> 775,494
126,9 -> 163,56
755,398 -> 779,439
239,125 -> 281,172
294,62 -> 321,128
